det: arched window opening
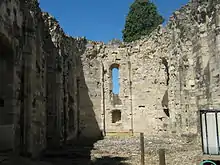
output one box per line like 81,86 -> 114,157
112,110 -> 121,123
110,64 -> 120,95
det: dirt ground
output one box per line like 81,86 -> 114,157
91,134 -> 202,165
0,134 -> 202,165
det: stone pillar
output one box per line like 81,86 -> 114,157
128,59 -> 134,135
211,5 -> 220,109
22,32 -> 34,156
101,62 -> 106,136
46,48 -> 62,148
63,55 -> 68,143
168,27 -> 179,133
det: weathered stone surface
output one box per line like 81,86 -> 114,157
91,134 -> 200,165
77,0 -> 220,139
1,0 -> 220,161
78,26 -> 173,136
0,0 -> 99,157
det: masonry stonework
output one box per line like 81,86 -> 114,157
0,0 -> 100,157
82,29 -> 171,136
79,0 -> 220,138
0,0 -> 220,158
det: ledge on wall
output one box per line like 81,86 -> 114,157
105,131 -> 133,137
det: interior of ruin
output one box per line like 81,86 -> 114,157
1,0 -> 220,164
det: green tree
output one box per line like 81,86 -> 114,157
122,0 -> 164,42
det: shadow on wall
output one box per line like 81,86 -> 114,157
0,32 -> 15,151
41,40 -> 105,163
76,41 -> 103,143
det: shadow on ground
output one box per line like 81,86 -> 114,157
38,139 -> 130,165
92,156 -> 130,165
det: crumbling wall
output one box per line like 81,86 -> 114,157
0,0 -> 50,156
77,0 -> 220,138
2,0 -> 220,158
79,28 -> 172,136
101,43 -> 132,133
0,0 -> 102,157
128,28 -> 171,135
167,0 -> 220,136
43,14 -> 102,140
168,3 -> 198,135
78,41 -> 104,139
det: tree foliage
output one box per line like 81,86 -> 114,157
122,0 -> 164,42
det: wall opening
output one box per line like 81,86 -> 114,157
164,108 -> 170,117
112,110 -> 121,123
110,64 -> 122,105
161,58 -> 170,117
161,57 -> 169,86
110,64 -> 120,94
162,90 -> 170,117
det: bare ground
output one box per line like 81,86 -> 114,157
0,134 -> 202,165
91,134 -> 201,165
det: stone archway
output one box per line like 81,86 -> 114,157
0,33 -> 15,151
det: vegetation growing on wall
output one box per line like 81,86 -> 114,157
122,0 -> 164,42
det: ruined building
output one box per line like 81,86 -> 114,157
0,0 -> 219,158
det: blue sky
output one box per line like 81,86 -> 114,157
112,68 -> 119,94
39,0 -> 189,94
39,0 -> 189,43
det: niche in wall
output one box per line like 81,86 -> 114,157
162,90 -> 170,117
111,110 -> 121,123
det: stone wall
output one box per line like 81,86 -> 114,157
1,0 -> 220,158
0,0 -> 102,157
79,27 -> 172,136
78,0 -> 220,137
168,0 -> 220,135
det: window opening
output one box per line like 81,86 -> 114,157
111,64 -> 120,94
112,110 -> 121,123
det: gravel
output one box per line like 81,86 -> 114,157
91,134 -> 201,165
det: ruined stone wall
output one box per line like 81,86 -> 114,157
128,30 -> 171,134
0,0 -> 49,156
79,28 -> 172,136
2,0 -> 220,158
0,0 -> 100,157
43,15 -> 102,140
0,0 -> 22,152
167,0 -> 220,135
168,3 -> 198,135
77,41 -> 103,139
78,0 -> 220,137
